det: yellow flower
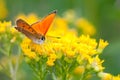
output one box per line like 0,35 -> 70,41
77,35 -> 97,56
78,35 -> 97,48
63,10 -> 76,22
21,38 -> 36,59
0,21 -> 11,33
46,53 -> 57,66
74,66 -> 85,75
10,27 -> 18,34
98,72 -> 120,80
113,75 -> 120,80
46,60 -> 54,66
0,0 -> 8,19
97,39 -> 109,53
88,55 -> 104,72
10,36 -> 16,43
65,50 -> 76,58
16,13 -> 39,24
98,72 -> 113,80
76,18 -> 96,36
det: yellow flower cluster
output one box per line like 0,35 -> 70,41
76,18 -> 96,36
0,20 -> 25,80
18,12 -> 110,79
46,53 -> 57,66
16,13 -> 39,24
21,38 -> 36,59
0,21 -> 11,33
97,39 -> 109,53
98,72 -> 120,80
62,10 -> 96,36
74,66 -> 85,75
20,14 -> 108,69
0,20 -> 21,44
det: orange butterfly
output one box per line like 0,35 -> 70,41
15,10 -> 57,44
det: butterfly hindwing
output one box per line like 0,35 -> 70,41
31,10 -> 57,35
15,26 -> 35,40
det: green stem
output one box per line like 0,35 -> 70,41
30,61 -> 43,80
0,48 -> 7,54
63,72 -> 67,80
52,72 -> 57,80
14,48 -> 21,80
80,72 -> 84,80
8,48 -> 21,80
61,65 -> 68,80
9,59 -> 16,80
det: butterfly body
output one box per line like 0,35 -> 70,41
15,11 -> 56,44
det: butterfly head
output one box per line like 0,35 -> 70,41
33,36 -> 45,44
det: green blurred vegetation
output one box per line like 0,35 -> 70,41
0,0 -> 120,80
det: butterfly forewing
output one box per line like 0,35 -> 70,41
15,19 -> 42,40
31,11 -> 57,35
16,19 -> 37,34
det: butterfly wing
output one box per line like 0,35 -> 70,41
16,19 -> 37,34
15,19 -> 41,40
31,10 -> 57,35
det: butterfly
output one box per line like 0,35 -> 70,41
15,10 -> 57,44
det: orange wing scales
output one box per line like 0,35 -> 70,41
31,10 -> 57,35
16,19 -> 37,35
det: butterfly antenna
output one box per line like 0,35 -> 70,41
46,35 -> 61,39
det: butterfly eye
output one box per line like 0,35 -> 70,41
41,36 -> 45,41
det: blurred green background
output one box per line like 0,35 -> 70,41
0,0 -> 120,80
